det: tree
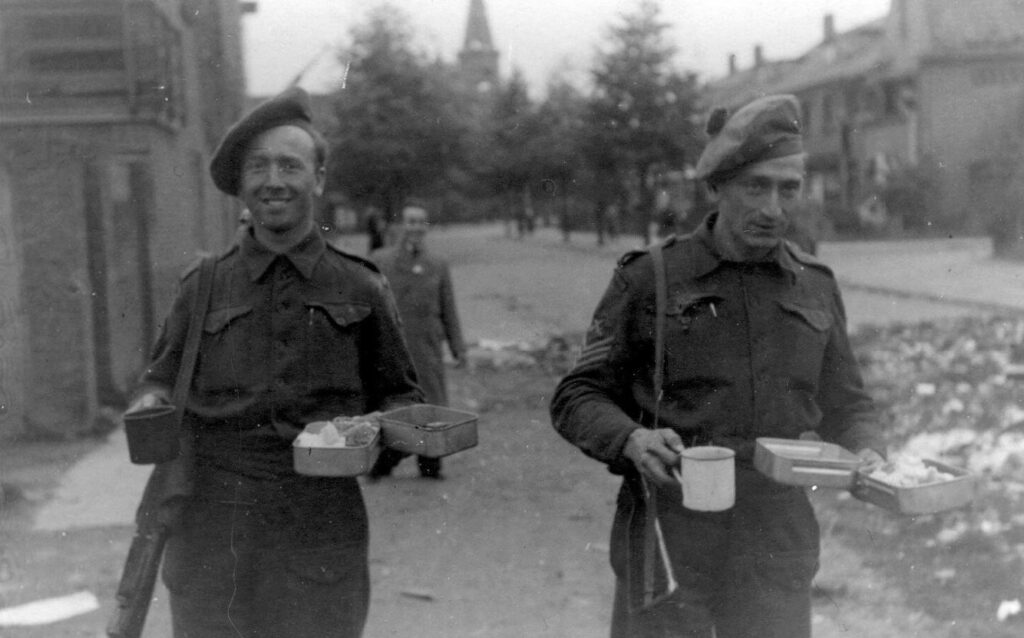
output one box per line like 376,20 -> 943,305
533,77 -> 588,241
478,68 -> 546,236
326,5 -> 470,222
585,0 -> 701,244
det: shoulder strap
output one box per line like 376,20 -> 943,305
171,256 -> 215,416
640,239 -> 677,608
650,241 -> 667,416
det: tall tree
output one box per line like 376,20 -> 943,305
481,68 -> 545,235
586,0 -> 700,243
326,5 -> 469,221
533,76 -> 587,241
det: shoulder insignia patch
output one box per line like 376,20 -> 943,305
572,316 -> 615,370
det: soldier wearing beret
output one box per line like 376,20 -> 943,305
128,87 -> 423,637
550,94 -> 885,638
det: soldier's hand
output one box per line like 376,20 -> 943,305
623,428 -> 684,487
126,392 -> 169,415
856,448 -> 885,470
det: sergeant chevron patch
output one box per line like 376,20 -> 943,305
573,335 -> 614,369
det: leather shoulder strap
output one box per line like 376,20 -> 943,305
171,256 -> 215,414
641,239 -> 670,607
650,241 -> 667,414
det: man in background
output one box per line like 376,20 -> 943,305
369,201 -> 467,480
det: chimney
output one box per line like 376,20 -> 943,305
728,53 -> 737,75
754,44 -> 764,68
824,14 -> 836,43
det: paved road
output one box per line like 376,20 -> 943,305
22,224 -> 1024,637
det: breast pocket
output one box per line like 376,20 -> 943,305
308,302 -> 372,329
776,300 -> 832,390
197,305 -> 255,391
304,301 -> 372,394
662,293 -> 732,396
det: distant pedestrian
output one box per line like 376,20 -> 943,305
127,87 -> 422,638
368,201 -> 467,480
550,94 -> 884,638
365,207 -> 386,253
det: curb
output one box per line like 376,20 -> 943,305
838,279 -> 1024,317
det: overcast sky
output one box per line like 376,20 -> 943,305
243,0 -> 892,97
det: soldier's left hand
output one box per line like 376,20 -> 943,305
856,448 -> 885,469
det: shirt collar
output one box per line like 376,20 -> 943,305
692,213 -> 798,281
240,227 -> 326,281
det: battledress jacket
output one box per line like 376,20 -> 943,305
135,229 -> 422,635
137,228 -> 423,480
549,214 -> 882,633
550,214 -> 881,470
371,244 -> 465,405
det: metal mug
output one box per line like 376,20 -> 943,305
674,446 -> 736,512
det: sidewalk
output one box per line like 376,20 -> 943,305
537,226 -> 1024,314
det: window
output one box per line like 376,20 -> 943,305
0,0 -> 184,125
821,93 -> 835,134
883,82 -> 902,117
1,0 -> 126,97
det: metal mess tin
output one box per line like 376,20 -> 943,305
852,458 -> 980,515
753,437 -> 863,488
379,404 -> 479,458
293,422 -> 382,477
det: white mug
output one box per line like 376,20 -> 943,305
674,446 -> 736,512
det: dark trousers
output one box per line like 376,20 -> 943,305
162,469 -> 370,638
609,469 -> 819,638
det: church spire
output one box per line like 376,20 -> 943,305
463,0 -> 495,51
458,0 -> 499,93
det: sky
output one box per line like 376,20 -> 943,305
243,0 -> 893,97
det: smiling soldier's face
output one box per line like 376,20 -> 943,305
239,125 -> 325,237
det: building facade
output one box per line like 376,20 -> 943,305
0,0 -> 251,437
704,0 -> 1024,235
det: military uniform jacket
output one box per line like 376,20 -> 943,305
137,229 -> 423,479
550,214 -> 881,472
371,243 -> 465,405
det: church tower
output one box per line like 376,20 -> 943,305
457,0 -> 500,93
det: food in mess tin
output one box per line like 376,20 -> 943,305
866,455 -> 956,487
294,414 -> 380,448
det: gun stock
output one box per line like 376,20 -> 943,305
106,459 -> 189,638
106,525 -> 168,638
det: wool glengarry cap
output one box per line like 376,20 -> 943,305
209,86 -> 315,196
693,94 -> 804,184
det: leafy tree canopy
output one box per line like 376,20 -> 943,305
326,4 -> 471,219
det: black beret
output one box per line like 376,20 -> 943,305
694,94 -> 804,184
209,86 -> 315,196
